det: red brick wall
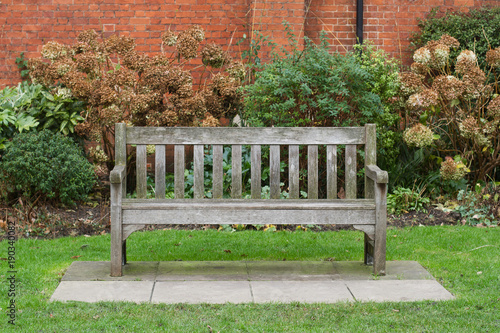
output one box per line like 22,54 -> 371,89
0,0 -> 498,88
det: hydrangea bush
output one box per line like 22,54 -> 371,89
399,34 -> 500,183
28,26 -> 244,169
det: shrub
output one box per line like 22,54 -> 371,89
399,34 -> 500,184
0,81 -> 84,149
28,26 -> 244,170
410,7 -> 500,70
0,130 -> 96,205
242,33 -> 383,128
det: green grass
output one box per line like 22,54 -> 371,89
1,226 -> 499,332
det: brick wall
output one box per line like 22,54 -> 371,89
0,0 -> 498,88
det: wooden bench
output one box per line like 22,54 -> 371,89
110,123 -> 388,277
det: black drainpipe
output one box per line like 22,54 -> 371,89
356,0 -> 364,45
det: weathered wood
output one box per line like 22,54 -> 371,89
110,181 -> 123,277
212,145 -> 223,199
251,145 -> 261,199
308,145 -> 318,199
288,145 -> 300,199
270,145 -> 280,199
123,225 -> 145,241
365,124 -> 377,199
366,165 -> 389,184
115,123 -> 127,198
353,225 -> 375,238
136,145 -> 147,199
326,145 -> 337,199
345,144 -> 357,199
126,127 -> 366,145
174,145 -> 185,199
232,145 -> 242,199
193,145 -> 204,199
373,182 -> 387,275
110,165 -> 126,184
155,144 -> 166,199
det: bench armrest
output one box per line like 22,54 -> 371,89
110,165 -> 126,184
366,165 -> 388,184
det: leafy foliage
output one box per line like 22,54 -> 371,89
411,7 -> 500,69
243,33 -> 383,128
387,186 -> 430,215
0,81 -> 84,149
0,130 -> 96,205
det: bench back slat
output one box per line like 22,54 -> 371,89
326,145 -> 338,199
251,145 -> 261,199
231,145 -> 242,199
126,127 -> 366,145
193,145 -> 204,199
212,145 -> 223,199
364,124 -> 376,199
155,144 -> 166,199
288,145 -> 300,199
270,145 -> 281,199
345,144 -> 357,199
174,145 -> 184,199
308,145 -> 319,199
136,144 -> 147,199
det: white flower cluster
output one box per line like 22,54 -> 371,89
403,123 -> 435,148
413,47 -> 431,65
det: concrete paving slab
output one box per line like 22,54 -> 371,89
247,261 -> 337,281
333,261 -> 434,280
62,261 -> 158,281
251,281 -> 353,303
346,280 -> 455,302
152,281 -> 253,304
157,261 -> 248,281
51,281 -> 154,303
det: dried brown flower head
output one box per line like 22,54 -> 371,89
161,30 -> 178,47
226,61 -> 246,81
432,75 -> 463,101
176,26 -> 205,60
407,89 -> 439,110
403,123 -> 435,148
413,47 -> 431,65
456,50 -> 477,74
105,35 -> 135,55
77,30 -> 99,46
201,43 -> 230,68
399,72 -> 424,95
438,34 -> 460,49
486,47 -> 500,68
440,156 -> 467,181
41,41 -> 68,60
459,116 -> 491,147
410,62 -> 429,75
202,113 -> 220,127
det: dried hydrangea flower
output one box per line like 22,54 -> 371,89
41,41 -> 68,60
438,34 -> 460,49
413,47 -> 431,65
176,31 -> 199,60
55,87 -> 73,99
462,67 -> 486,99
456,50 -> 477,74
430,44 -> 449,68
399,72 -> 424,95
201,43 -> 230,68
407,89 -> 439,110
459,116 -> 491,147
410,62 -> 429,75
202,113 -> 220,127
440,156 -> 467,181
432,75 -> 463,101
226,61 -> 246,81
190,25 -> 205,42
162,30 -> 178,46
487,95 -> 500,118
486,47 -> 500,68
105,35 -> 135,55
146,145 -> 156,155
77,29 -> 99,45
403,123 -> 435,148
75,53 -> 99,74
88,146 -> 109,164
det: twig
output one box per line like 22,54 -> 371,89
458,244 -> 498,254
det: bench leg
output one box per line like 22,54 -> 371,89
110,183 -> 123,277
122,240 -> 127,265
364,234 -> 374,266
373,183 -> 387,276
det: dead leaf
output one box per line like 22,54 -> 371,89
338,187 -> 346,199
223,249 -> 231,253
71,255 -> 82,259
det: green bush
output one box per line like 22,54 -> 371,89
0,81 -> 85,149
0,130 -> 96,205
242,33 -> 383,128
410,7 -> 500,69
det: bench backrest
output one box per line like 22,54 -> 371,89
114,123 -> 378,200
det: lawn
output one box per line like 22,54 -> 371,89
1,226 -> 499,332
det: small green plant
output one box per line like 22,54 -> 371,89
15,52 -> 30,79
455,184 -> 496,226
0,130 -> 96,206
387,186 -> 430,215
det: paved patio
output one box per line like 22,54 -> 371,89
50,261 -> 455,304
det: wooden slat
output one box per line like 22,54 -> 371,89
308,145 -> 318,199
155,144 -> 166,199
212,145 -> 223,199
373,182 -> 387,275
270,145 -> 280,199
288,145 -> 299,199
231,145 -> 242,199
345,144 -> 357,199
174,145 -> 185,199
136,144 -> 147,199
365,124 -> 377,199
193,145 -> 204,199
114,123 -> 127,198
110,180 -> 123,277
251,145 -> 261,199
327,145 -> 337,199
126,127 -> 366,145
